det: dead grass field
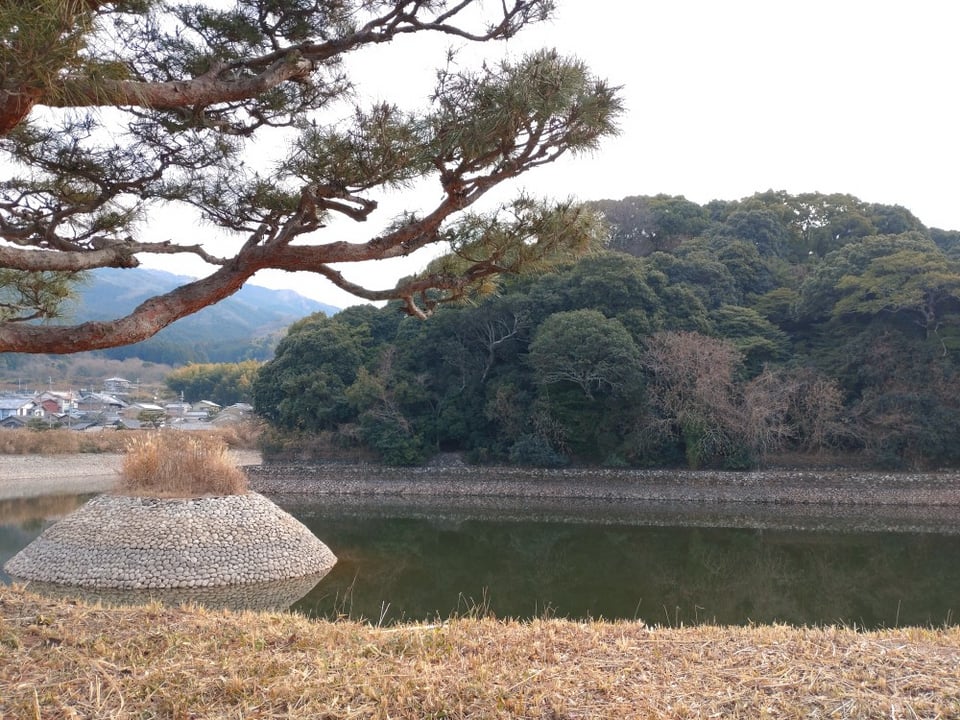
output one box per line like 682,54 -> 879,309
1,586 -> 958,719
0,425 -> 262,456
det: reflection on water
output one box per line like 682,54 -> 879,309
16,574 -> 328,612
3,491 -> 960,627
284,496 -> 960,628
0,493 -> 96,584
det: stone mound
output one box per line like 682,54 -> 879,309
17,574 -> 327,612
4,492 -> 337,589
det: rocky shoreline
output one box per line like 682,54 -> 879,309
247,462 -> 960,506
4,453 -> 960,507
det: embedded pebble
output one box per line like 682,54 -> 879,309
246,463 -> 960,505
3,492 -> 337,589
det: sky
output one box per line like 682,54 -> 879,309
143,0 -> 960,310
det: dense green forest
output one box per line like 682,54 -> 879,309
232,191 -> 960,470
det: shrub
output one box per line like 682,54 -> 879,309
508,435 -> 568,467
208,419 -> 264,450
601,453 -> 629,468
257,426 -> 375,463
118,432 -> 248,498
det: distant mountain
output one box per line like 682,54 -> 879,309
61,268 -> 338,364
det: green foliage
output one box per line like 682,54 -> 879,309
709,305 -> 789,374
343,361 -> 428,466
252,191 -> 960,470
833,248 -> 960,334
528,310 -> 641,399
597,194 -> 711,256
526,309 -> 643,459
357,414 -> 425,466
0,269 -> 82,323
416,198 -> 609,310
1,1 -> 624,354
165,360 -> 262,405
137,408 -> 166,428
930,227 -> 960,259
252,314 -> 367,431
0,0 -> 94,98
431,48 -> 622,167
545,254 -> 662,324
796,233 -> 959,335
721,209 -> 789,257
26,417 -> 53,431
751,287 -> 801,326
508,435 -> 568,467
647,249 -> 740,310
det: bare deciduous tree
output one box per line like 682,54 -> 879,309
642,330 -> 745,467
644,332 -> 854,466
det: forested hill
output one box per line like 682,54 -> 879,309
71,268 -> 337,364
251,190 -> 960,470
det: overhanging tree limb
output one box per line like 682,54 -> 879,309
0,1 -> 621,353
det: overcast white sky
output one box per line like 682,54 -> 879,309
144,0 -> 960,309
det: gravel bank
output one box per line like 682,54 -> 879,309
0,454 -> 121,500
4,453 -> 960,506
0,451 -> 261,500
248,462 -> 960,505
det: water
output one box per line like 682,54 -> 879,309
4,491 -> 960,628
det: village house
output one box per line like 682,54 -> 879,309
193,400 -> 221,414
75,392 -> 127,425
76,392 -> 127,415
35,390 -> 78,416
0,415 -> 28,429
103,377 -> 133,396
117,402 -> 167,429
164,401 -> 192,419
0,395 -> 37,421
0,379 -> 250,432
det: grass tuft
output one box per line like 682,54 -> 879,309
118,432 -> 248,498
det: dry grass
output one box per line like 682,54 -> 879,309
1,586 -> 958,719
118,432 -> 248,498
0,429 -> 129,455
258,426 -> 378,463
208,419 -> 264,450
0,424 -> 263,456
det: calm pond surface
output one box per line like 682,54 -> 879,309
3,490 -> 960,628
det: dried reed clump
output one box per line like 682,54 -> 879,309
118,432 -> 248,498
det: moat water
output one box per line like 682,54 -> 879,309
3,488 -> 960,627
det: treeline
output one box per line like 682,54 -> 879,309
166,361 -> 262,408
205,190 -> 960,469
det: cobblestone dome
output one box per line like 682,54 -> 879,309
4,492 -> 337,589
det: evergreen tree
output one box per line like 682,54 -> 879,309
0,0 -> 621,353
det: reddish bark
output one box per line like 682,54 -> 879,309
0,88 -> 42,134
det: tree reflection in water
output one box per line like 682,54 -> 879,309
4,493 -> 960,626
